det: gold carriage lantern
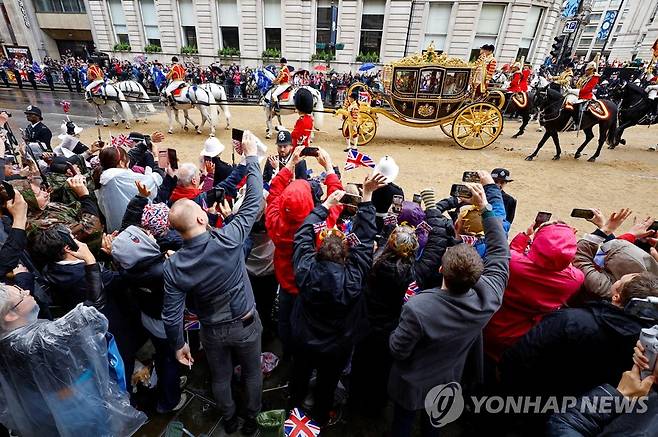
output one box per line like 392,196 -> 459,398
340,43 -> 506,150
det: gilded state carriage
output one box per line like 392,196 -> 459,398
342,44 -> 506,150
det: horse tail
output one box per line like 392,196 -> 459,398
606,102 -> 618,146
312,88 -> 324,129
218,85 -> 231,121
137,82 -> 156,112
115,87 -> 134,121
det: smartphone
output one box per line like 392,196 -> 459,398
300,147 -> 319,157
570,208 -> 595,220
167,148 -> 178,170
158,150 -> 169,168
392,194 -> 403,215
649,220 -> 658,232
0,181 -> 15,202
207,186 -> 225,206
412,193 -> 422,205
534,211 -> 552,229
450,184 -> 473,199
462,171 -> 480,183
65,162 -> 80,176
56,228 -> 79,251
340,193 -> 362,206
232,128 -> 244,154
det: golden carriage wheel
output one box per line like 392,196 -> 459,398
453,102 -> 503,150
439,122 -> 453,138
357,113 -> 378,146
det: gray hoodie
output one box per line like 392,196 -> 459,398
112,225 -> 160,270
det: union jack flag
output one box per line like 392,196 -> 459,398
345,232 -> 361,248
284,408 -> 321,437
460,235 -> 478,246
183,310 -> 200,331
344,148 -> 375,171
313,220 -> 327,234
403,281 -> 420,303
111,134 -> 133,148
60,100 -> 71,113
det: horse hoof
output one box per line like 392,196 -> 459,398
265,133 -> 272,139
587,157 -> 597,162
143,119 -> 148,124
94,120 -> 101,126
103,123 -> 109,127
524,155 -> 534,161
620,139 -> 626,145
225,126 -> 230,130
512,134 -> 519,139
121,119 -> 126,124
552,155 -> 561,161
607,145 -> 615,150
168,130 -> 173,134
574,153 -> 581,159
184,126 -> 189,131
196,130 -> 202,135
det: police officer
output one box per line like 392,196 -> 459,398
24,105 -> 52,149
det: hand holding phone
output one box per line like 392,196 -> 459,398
300,147 -> 319,157
340,193 -> 362,206
570,208 -> 595,220
0,181 -> 15,203
158,150 -> 169,168
167,148 -> 178,170
232,128 -> 244,155
462,171 -> 480,183
391,194 -> 403,215
534,211 -> 552,229
450,184 -> 473,199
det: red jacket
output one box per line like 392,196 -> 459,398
291,114 -> 314,148
265,167 -> 343,295
507,72 -> 523,93
484,224 -> 585,361
579,75 -> 599,100
521,69 -> 531,92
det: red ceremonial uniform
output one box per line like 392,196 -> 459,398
87,65 -> 104,81
520,69 -> 531,92
579,75 -> 599,100
507,72 -> 523,93
276,66 -> 291,85
167,64 -> 186,81
291,114 -> 314,148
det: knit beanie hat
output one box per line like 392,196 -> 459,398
141,202 -> 170,237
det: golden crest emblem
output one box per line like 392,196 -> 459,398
418,104 -> 435,117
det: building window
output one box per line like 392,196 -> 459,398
316,0 -> 335,53
108,0 -> 129,44
218,0 -> 240,50
140,0 -> 160,47
424,2 -> 452,51
470,3 -> 505,61
35,0 -> 85,13
517,6 -> 543,60
264,0 -> 281,51
179,0 -> 197,48
359,0 -> 385,57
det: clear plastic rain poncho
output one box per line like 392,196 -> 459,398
0,304 -> 146,436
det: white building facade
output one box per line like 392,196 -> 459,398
3,0 -> 565,69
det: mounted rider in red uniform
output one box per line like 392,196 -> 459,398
165,56 -> 186,101
271,57 -> 291,110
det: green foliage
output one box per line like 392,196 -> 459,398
113,42 -> 131,51
180,45 -> 198,54
311,51 -> 335,62
262,48 -> 281,59
356,52 -> 380,63
218,47 -> 240,57
144,44 -> 162,53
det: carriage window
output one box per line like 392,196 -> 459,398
393,70 -> 418,95
418,69 -> 443,95
442,71 -> 468,96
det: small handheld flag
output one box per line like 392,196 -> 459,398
344,148 -> 375,171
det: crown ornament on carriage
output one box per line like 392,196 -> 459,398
392,41 -> 471,68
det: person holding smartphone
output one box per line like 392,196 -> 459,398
263,129 -> 307,183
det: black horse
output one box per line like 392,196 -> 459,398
525,87 -> 618,162
607,81 -> 652,148
503,91 -> 534,138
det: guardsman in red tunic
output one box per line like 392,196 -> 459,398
507,62 -> 523,93
271,57 -> 291,109
475,44 -> 497,95
165,56 -> 186,100
565,61 -> 599,111
291,88 -> 315,148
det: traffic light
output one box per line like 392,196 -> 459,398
550,35 -> 565,59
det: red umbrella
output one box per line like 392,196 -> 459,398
314,64 -> 328,71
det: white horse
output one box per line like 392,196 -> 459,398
116,80 -> 156,123
160,83 -> 218,135
261,86 -> 324,139
199,82 -> 232,130
85,81 -> 135,128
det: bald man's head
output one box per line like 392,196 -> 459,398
169,199 -> 207,238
